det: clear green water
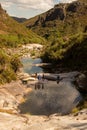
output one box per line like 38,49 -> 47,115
21,57 -> 43,74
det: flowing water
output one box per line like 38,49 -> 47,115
20,57 -> 82,115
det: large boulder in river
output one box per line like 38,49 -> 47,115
76,73 -> 87,93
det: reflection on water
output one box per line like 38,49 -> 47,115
19,81 -> 82,116
20,58 -> 82,115
21,58 -> 43,74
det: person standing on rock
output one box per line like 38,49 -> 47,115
37,74 -> 42,81
35,73 -> 42,89
56,75 -> 60,84
37,74 -> 45,89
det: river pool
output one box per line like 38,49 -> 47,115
21,57 -> 43,74
20,57 -> 82,115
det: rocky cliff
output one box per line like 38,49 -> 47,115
24,0 -> 87,70
0,4 -> 45,45
24,0 -> 87,38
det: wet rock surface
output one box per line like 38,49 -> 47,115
0,112 -> 87,130
0,71 -> 87,130
76,73 -> 87,93
19,81 -> 82,115
19,71 -> 82,116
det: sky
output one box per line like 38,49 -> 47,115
0,0 -> 76,18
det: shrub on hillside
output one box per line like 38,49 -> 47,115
0,50 -> 21,84
1,68 -> 16,83
10,55 -> 22,72
0,50 -> 9,65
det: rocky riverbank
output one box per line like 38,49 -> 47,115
0,72 -> 87,130
0,106 -> 87,130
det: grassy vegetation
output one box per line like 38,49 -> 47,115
62,33 -> 87,70
24,0 -> 87,39
0,4 -> 46,84
0,33 -> 45,48
24,0 -> 87,71
72,100 -> 87,114
41,33 -> 87,70
0,49 -> 22,84
0,4 -> 46,48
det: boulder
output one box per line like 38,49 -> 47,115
76,73 -> 87,93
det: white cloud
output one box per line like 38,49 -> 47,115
0,0 -> 77,11
0,0 -> 77,18
0,1 -> 13,8
58,0 -> 76,3
18,0 -> 54,11
0,0 -> 54,11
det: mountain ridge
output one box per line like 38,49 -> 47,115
24,0 -> 87,70
0,4 -> 45,84
0,3 -> 45,47
12,16 -> 27,23
24,0 -> 87,39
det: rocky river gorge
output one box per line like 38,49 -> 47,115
0,55 -> 87,130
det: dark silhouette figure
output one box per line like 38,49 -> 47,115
35,82 -> 44,90
56,75 -> 60,84
35,73 -> 44,89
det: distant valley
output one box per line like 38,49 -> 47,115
0,3 -> 45,84
0,0 -> 87,84
0,1 -> 87,129
24,0 -> 87,70
12,16 -> 27,23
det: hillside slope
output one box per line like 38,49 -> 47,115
0,4 -> 45,47
0,4 -> 45,84
24,0 -> 87,70
24,0 -> 87,40
12,16 -> 27,23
